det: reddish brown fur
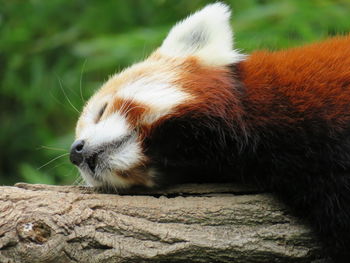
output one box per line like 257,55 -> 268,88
238,35 -> 350,131
175,58 -> 242,119
111,98 -> 150,127
143,57 -> 245,135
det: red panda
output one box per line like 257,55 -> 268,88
70,3 -> 350,261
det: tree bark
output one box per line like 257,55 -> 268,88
0,183 -> 328,263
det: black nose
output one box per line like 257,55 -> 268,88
70,140 -> 85,166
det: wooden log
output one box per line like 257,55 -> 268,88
0,183 -> 328,263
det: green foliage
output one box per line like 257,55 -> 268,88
0,0 -> 349,185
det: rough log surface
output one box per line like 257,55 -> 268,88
0,183 -> 328,263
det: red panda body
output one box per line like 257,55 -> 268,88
143,36 -> 350,260
71,4 -> 350,261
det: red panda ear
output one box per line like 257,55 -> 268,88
159,3 -> 244,66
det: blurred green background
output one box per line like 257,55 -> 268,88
1,0 -> 349,186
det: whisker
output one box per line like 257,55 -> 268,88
37,145 -> 68,152
118,98 -> 128,115
77,177 -> 85,186
64,166 -> 80,185
55,74 -> 80,114
118,95 -> 147,119
49,90 -> 70,110
80,59 -> 87,103
122,104 -> 147,118
44,161 -> 69,172
37,152 -> 70,170
142,43 -> 148,60
72,171 -> 84,186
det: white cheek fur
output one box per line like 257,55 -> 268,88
109,136 -> 143,171
78,113 -> 130,147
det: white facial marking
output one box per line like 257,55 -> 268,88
160,3 -> 245,66
79,112 -> 129,148
117,75 -> 191,123
117,75 -> 188,109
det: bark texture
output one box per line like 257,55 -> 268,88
0,183 -> 327,263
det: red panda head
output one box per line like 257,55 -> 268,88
71,3 -> 245,188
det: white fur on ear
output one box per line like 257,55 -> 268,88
159,3 -> 244,66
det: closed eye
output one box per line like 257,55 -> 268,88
95,103 -> 107,123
